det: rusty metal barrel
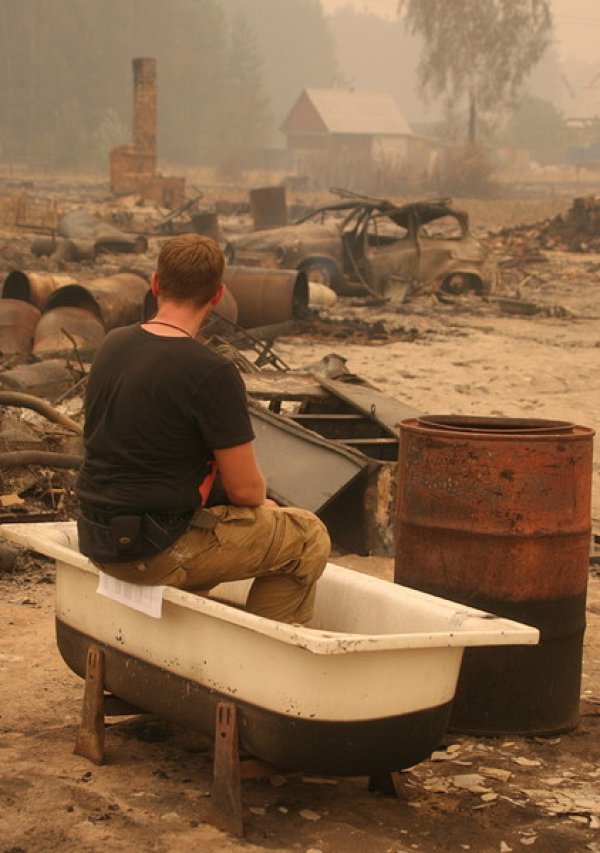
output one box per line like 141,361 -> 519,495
45,274 -> 148,331
33,307 -> 105,359
0,299 -> 41,354
142,284 -> 238,335
191,210 -> 221,242
2,271 -> 78,311
222,266 -> 308,328
200,285 -> 239,336
249,186 -> 287,229
395,415 -> 594,736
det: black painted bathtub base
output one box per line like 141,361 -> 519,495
57,618 -> 452,777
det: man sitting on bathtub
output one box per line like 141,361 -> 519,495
75,233 -> 330,624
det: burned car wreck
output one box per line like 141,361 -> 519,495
226,192 -> 498,298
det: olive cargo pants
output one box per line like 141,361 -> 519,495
95,505 -> 331,625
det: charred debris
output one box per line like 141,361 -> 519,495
0,178 -> 597,556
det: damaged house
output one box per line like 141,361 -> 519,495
280,87 -> 438,186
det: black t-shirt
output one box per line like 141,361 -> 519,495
75,325 -> 254,515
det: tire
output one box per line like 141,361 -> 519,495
299,259 -> 342,294
441,273 -> 483,296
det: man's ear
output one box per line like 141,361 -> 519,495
150,272 -> 160,297
210,283 -> 225,307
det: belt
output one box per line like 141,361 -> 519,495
81,507 -> 193,527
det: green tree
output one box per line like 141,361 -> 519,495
220,0 -> 337,144
0,0 -> 228,169
212,11 -> 272,173
504,94 -> 568,164
397,0 -> 553,143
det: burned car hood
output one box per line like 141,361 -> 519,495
229,221 -> 339,251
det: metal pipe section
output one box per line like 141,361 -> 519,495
143,284 -> 238,336
222,266 -> 308,328
33,307 -> 106,360
44,285 -> 103,322
395,415 -> 595,735
30,236 -> 96,262
45,274 -> 148,331
2,271 -> 79,311
0,299 -> 41,354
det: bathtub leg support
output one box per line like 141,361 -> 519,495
207,701 -> 244,837
74,644 -> 105,766
368,772 -> 404,798
73,644 -> 146,767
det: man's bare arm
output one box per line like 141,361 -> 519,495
214,442 -> 268,506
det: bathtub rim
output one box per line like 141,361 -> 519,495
0,521 -> 540,654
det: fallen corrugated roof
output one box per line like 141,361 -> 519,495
296,88 -> 413,136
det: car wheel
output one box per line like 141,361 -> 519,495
441,274 -> 483,295
299,260 -> 341,293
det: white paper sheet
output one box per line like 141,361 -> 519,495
97,571 -> 166,618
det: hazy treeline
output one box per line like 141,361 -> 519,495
1,0 -> 596,175
0,0 -> 337,170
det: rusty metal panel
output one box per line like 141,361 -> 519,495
0,360 -> 75,402
317,377 -> 418,436
249,402 -> 367,513
243,372 -> 328,403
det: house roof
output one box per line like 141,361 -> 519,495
281,88 -> 413,136
568,72 -> 600,122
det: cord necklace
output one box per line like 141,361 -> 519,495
144,320 -> 193,338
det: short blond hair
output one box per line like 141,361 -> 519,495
157,233 -> 224,307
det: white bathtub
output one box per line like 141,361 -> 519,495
0,521 -> 539,775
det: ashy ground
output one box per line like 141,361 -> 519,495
1,243 -> 599,853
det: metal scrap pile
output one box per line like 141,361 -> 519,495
0,258 -> 419,556
492,195 -> 600,256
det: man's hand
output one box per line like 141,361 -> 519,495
262,498 -> 279,508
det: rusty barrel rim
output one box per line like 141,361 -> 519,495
2,270 -> 79,311
415,414 -> 577,435
404,416 -> 594,441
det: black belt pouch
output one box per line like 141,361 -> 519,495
78,514 -> 186,563
78,515 -> 144,562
